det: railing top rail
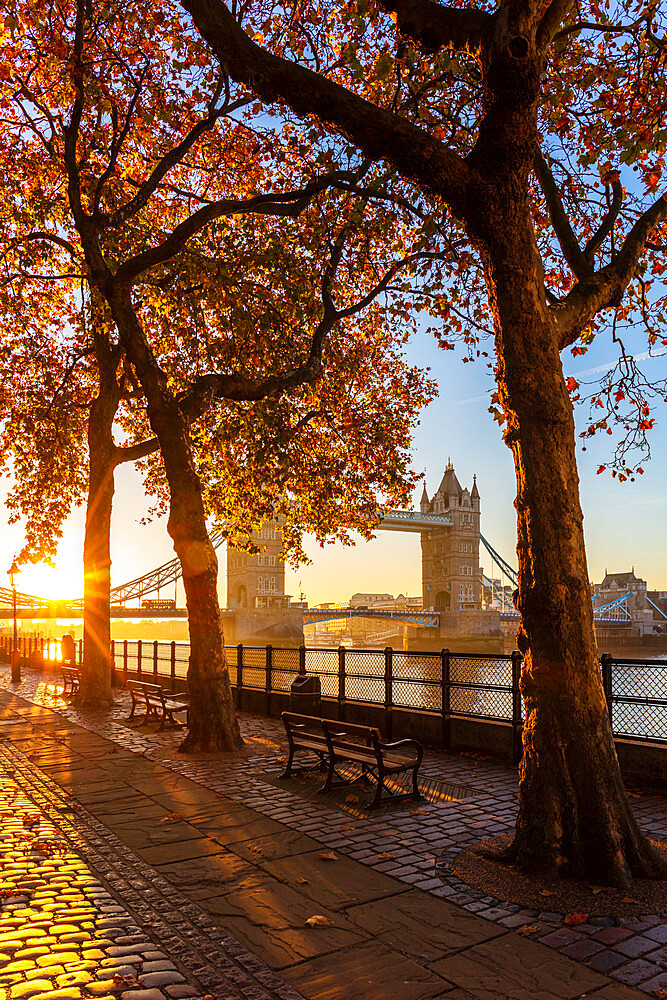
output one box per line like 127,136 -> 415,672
606,656 -> 667,667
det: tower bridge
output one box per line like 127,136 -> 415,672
0,460 -> 643,640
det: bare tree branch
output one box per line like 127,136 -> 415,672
114,171 -> 370,281
583,171 -> 623,263
107,71 -> 229,228
534,149 -> 591,281
376,0 -> 491,54
180,0 -> 477,218
554,193 -> 667,348
114,437 -> 160,464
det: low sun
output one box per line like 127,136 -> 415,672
12,560 -> 83,602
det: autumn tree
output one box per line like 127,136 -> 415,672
0,0 -> 440,745
180,0 -> 667,882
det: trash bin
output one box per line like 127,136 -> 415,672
290,670 -> 321,716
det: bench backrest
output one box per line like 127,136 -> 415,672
281,711 -> 325,736
128,680 -> 162,695
62,665 -> 78,676
322,719 -> 382,754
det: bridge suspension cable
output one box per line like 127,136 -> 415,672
109,530 -> 227,605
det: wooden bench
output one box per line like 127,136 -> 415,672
128,680 -> 189,730
61,664 -> 80,697
280,712 -> 423,809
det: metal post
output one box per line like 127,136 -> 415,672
298,644 -> 306,676
123,640 -> 128,684
384,646 -> 393,741
511,650 -> 523,766
170,641 -> 176,688
338,645 -> 346,722
153,640 -> 159,681
600,652 -> 613,731
11,583 -> 19,683
266,644 -> 272,715
236,643 -> 243,710
110,640 -> 116,687
441,648 -> 451,750
78,639 -> 83,668
137,639 -> 142,679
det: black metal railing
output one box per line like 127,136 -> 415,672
1,633 -> 665,756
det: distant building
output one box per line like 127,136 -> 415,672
349,593 -> 421,610
226,520 -> 289,609
592,569 -> 658,633
349,593 -> 395,607
420,460 -> 481,610
593,569 -> 647,618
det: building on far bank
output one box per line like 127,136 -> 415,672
592,569 -> 659,634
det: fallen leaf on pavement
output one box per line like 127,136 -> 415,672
160,812 -> 183,823
516,925 -> 539,936
377,852 -> 395,860
564,913 -> 588,925
318,851 -> 337,861
296,877 -> 309,885
305,914 -> 331,927
540,890 -> 555,896
621,897 -> 640,904
112,973 -> 141,988
345,794 -> 359,803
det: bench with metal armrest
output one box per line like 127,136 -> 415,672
280,712 -> 423,809
61,664 -> 80,697
128,680 -> 189,729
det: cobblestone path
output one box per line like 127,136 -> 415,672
1,666 -> 666,998
0,739 -> 307,1000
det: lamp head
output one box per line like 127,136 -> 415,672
8,560 -> 19,587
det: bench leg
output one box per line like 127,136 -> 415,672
322,754 -> 336,793
412,766 -> 422,801
369,767 -> 386,810
280,745 -> 295,779
127,698 -> 136,721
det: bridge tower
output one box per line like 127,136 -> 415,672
420,460 -> 481,610
226,520 -> 287,609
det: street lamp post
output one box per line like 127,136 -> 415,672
9,560 -> 20,683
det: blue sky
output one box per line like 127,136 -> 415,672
2,317 -> 666,606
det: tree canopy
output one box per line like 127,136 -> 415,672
178,0 -> 667,881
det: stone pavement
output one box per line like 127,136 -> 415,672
0,665 -> 665,1000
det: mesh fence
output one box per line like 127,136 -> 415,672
344,649 -> 385,704
392,651 -> 442,711
449,654 -> 513,721
272,647 -> 300,693
610,660 -> 667,742
106,641 -> 666,745
305,648 -> 339,698
240,646 -> 267,690
224,645 -> 237,685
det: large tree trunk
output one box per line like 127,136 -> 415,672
79,347 -> 119,710
485,211 -> 665,888
110,292 -> 242,752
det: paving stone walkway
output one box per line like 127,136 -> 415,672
0,664 -> 666,999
